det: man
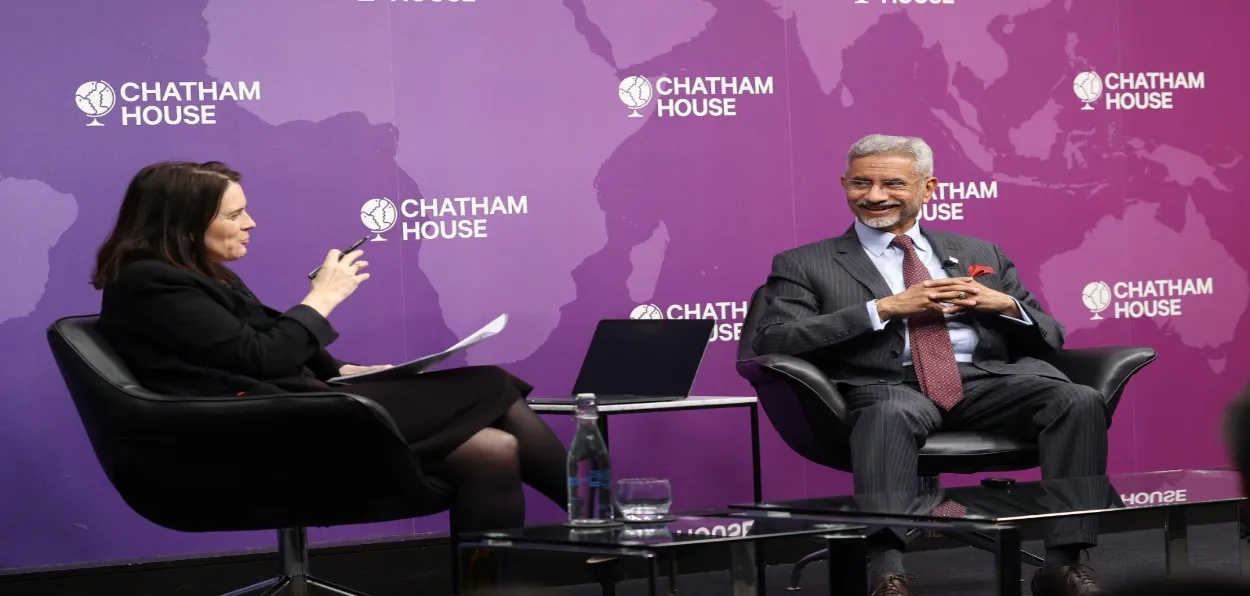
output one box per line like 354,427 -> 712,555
753,134 -> 1108,595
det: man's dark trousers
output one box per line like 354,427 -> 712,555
844,362 -> 1109,549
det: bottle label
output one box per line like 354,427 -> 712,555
567,469 -> 612,487
588,469 -> 611,487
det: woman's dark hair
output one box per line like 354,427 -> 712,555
91,161 -> 242,289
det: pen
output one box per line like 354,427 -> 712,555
308,236 -> 369,280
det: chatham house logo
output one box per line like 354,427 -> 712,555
1081,281 -> 1112,320
75,80 -> 117,126
73,78 -> 262,126
1072,69 -> 1205,111
628,301 -> 748,343
360,198 -> 397,241
1081,277 -> 1210,321
629,304 -> 664,319
1073,71 -> 1103,111
618,76 -> 653,118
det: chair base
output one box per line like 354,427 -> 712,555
221,576 -> 373,596
218,528 -> 374,596
947,531 -> 1045,567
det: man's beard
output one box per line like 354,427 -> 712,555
856,198 -> 921,229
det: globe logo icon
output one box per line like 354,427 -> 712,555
360,198 -> 397,242
1081,281 -> 1112,320
75,81 -> 116,127
1073,71 -> 1103,111
629,304 -> 664,320
618,76 -> 653,118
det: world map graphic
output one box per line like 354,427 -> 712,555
0,0 -> 1247,569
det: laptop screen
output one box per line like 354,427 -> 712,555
571,319 -> 714,397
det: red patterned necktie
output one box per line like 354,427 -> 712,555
929,499 -> 969,518
890,234 -> 964,410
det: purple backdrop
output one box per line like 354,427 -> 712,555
0,0 -> 1248,570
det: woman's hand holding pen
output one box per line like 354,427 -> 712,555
301,248 -> 369,318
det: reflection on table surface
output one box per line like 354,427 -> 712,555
740,469 -> 1243,523
461,515 -> 861,547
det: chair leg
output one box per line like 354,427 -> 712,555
233,577 -> 372,596
944,531 -> 1045,567
306,577 -> 375,596
279,528 -> 310,579
217,528 -> 377,596
219,576 -> 286,596
265,578 -> 298,596
787,548 -> 830,591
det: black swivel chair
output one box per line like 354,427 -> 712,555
734,285 -> 1158,590
47,315 -> 454,596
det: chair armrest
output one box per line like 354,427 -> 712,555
126,388 -> 410,446
1041,346 -> 1157,415
737,353 -> 848,420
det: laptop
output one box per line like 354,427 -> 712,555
527,318 -> 714,405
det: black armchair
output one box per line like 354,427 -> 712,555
735,285 -> 1157,589
47,315 -> 453,596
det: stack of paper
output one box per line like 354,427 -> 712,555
327,313 -> 508,384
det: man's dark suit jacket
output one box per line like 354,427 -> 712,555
99,259 -> 349,396
753,225 -> 1068,387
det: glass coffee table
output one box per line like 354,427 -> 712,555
732,470 -> 1245,596
456,514 -> 866,595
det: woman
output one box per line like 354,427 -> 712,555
92,161 -> 568,532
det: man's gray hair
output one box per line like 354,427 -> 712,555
846,134 -> 935,179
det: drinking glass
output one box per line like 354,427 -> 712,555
615,478 -> 672,522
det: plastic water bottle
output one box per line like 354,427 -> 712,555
567,393 -> 614,526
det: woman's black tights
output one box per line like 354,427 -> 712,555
432,398 -> 569,533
